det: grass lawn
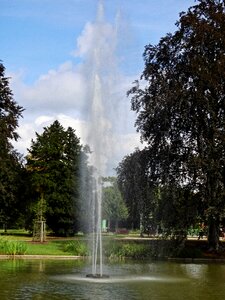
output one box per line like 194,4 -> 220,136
0,229 -> 88,256
1,229 -> 225,259
25,240 -> 75,255
0,229 -> 31,241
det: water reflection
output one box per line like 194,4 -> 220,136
180,263 -> 208,279
0,259 -> 225,300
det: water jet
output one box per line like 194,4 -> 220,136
82,0 -> 114,279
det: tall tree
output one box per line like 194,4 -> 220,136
0,62 -> 24,229
78,144 -> 95,233
128,0 -> 225,249
154,184 -> 199,241
26,120 -> 81,236
116,149 -> 155,233
102,177 -> 128,231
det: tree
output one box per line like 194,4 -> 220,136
0,62 -> 24,229
116,149 -> 155,234
128,0 -> 225,249
77,144 -> 94,233
26,120 -> 81,236
102,177 -> 128,231
154,184 -> 199,241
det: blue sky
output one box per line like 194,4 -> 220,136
1,0 -> 196,174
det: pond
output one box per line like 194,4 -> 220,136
0,259 -> 225,300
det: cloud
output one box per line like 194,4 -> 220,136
35,115 -> 55,126
11,61 -> 86,114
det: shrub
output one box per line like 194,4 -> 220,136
104,241 -> 151,260
63,240 -> 88,256
0,239 -> 27,255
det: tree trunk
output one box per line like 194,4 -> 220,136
208,217 -> 220,251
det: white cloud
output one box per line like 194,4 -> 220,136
35,115 -> 54,126
11,61 -> 86,114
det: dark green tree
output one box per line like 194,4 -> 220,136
116,149 -> 155,234
102,177 -> 128,231
154,184 -> 199,241
26,120 -> 81,236
0,62 -> 24,229
128,0 -> 225,249
77,144 -> 94,233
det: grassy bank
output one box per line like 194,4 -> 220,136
0,238 -> 88,256
1,230 -> 225,259
0,237 -> 167,259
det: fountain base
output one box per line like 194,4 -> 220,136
86,274 -> 110,279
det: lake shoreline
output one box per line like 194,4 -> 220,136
0,255 -> 82,260
1,254 -> 225,263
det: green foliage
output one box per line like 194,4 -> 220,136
0,62 -> 25,228
104,241 -> 152,260
127,0 -> 225,249
0,239 -> 27,255
102,177 -> 128,230
116,149 -> 157,233
154,185 -> 198,238
26,120 -> 82,236
77,146 -> 94,234
63,240 -> 88,256
0,62 -> 23,142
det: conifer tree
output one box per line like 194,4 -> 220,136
0,62 -> 24,229
26,120 -> 81,236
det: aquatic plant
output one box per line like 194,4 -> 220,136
0,239 -> 27,255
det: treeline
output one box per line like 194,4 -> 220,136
116,0 -> 225,251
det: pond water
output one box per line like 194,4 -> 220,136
0,259 -> 225,300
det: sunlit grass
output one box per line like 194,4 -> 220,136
25,241 -> 71,255
0,238 -> 86,256
0,229 -> 31,241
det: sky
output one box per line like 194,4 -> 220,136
0,0 -> 196,175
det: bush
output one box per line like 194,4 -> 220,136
104,241 -> 151,260
63,240 -> 88,256
0,239 -> 27,255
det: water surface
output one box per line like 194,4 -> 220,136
0,259 -> 224,300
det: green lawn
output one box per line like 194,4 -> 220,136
0,230 -> 89,256
3,229 -> 220,260
0,229 -> 31,240
25,240 -> 75,255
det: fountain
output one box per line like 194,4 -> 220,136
82,0 -> 115,279
86,175 -> 109,279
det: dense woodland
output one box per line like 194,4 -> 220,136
1,0 -> 225,251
